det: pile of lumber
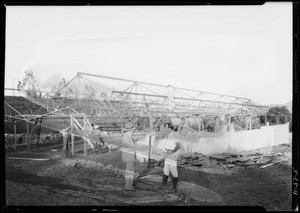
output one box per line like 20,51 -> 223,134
177,151 -> 292,170
177,153 -> 216,168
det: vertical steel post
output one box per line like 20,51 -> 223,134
148,134 -> 152,168
14,121 -> 17,151
84,114 -> 87,156
36,119 -> 41,149
26,120 -> 30,152
71,115 -> 74,155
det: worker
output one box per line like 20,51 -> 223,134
121,122 -> 138,191
178,117 -> 186,134
159,141 -> 185,192
167,85 -> 175,111
32,117 -> 42,148
61,126 -> 71,156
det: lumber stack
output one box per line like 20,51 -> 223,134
177,150 -> 292,171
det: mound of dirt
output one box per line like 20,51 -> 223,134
178,181 -> 222,203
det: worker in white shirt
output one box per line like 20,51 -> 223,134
159,141 -> 185,192
167,85 -> 175,111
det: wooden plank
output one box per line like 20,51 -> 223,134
226,164 -> 235,168
191,163 -> 204,167
225,158 -> 240,163
209,156 -> 227,162
72,116 -> 83,130
260,160 -> 282,169
8,157 -> 49,161
218,162 -> 228,170
235,156 -> 254,162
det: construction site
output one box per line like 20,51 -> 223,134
4,72 -> 293,210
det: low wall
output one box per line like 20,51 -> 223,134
150,123 -> 289,155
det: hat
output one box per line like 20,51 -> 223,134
175,141 -> 182,146
123,121 -> 136,132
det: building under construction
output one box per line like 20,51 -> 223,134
4,72 -> 290,156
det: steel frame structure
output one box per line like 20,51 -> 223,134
5,71 -> 287,120
64,72 -> 284,117
4,72 -> 289,155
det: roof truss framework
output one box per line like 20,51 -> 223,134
67,72 -> 274,117
5,72 -> 286,120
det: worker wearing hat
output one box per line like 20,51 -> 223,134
159,141 -> 185,192
121,122 -> 138,191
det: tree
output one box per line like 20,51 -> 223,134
265,106 -> 292,132
83,85 -> 96,99
51,78 -> 76,96
18,70 -> 42,98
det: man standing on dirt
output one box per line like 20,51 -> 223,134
61,126 -> 71,156
121,122 -> 138,191
159,141 -> 185,192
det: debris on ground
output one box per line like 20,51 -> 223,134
5,142 -> 292,209
177,144 -> 292,173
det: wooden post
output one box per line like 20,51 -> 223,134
121,118 -> 124,135
149,113 -> 153,132
14,121 -> 17,151
265,116 -> 267,126
90,100 -> 92,114
148,112 -> 153,168
71,115 -> 74,155
84,114 -> 87,156
276,116 -> 279,125
249,116 -> 252,130
228,116 -> 231,132
26,120 -> 30,152
198,116 -> 201,132
36,119 -> 41,149
285,115 -> 288,124
190,134 -> 193,153
148,134 -> 152,168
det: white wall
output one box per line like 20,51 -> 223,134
151,123 -> 289,155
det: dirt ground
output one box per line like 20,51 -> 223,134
4,142 -> 292,210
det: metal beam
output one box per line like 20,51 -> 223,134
5,88 -> 51,94
35,74 -> 79,114
112,91 -> 269,109
78,72 -> 251,102
78,72 -> 166,88
4,101 -> 25,117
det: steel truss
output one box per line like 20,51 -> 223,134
5,72 -> 286,120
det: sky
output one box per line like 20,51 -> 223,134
5,3 -> 293,105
